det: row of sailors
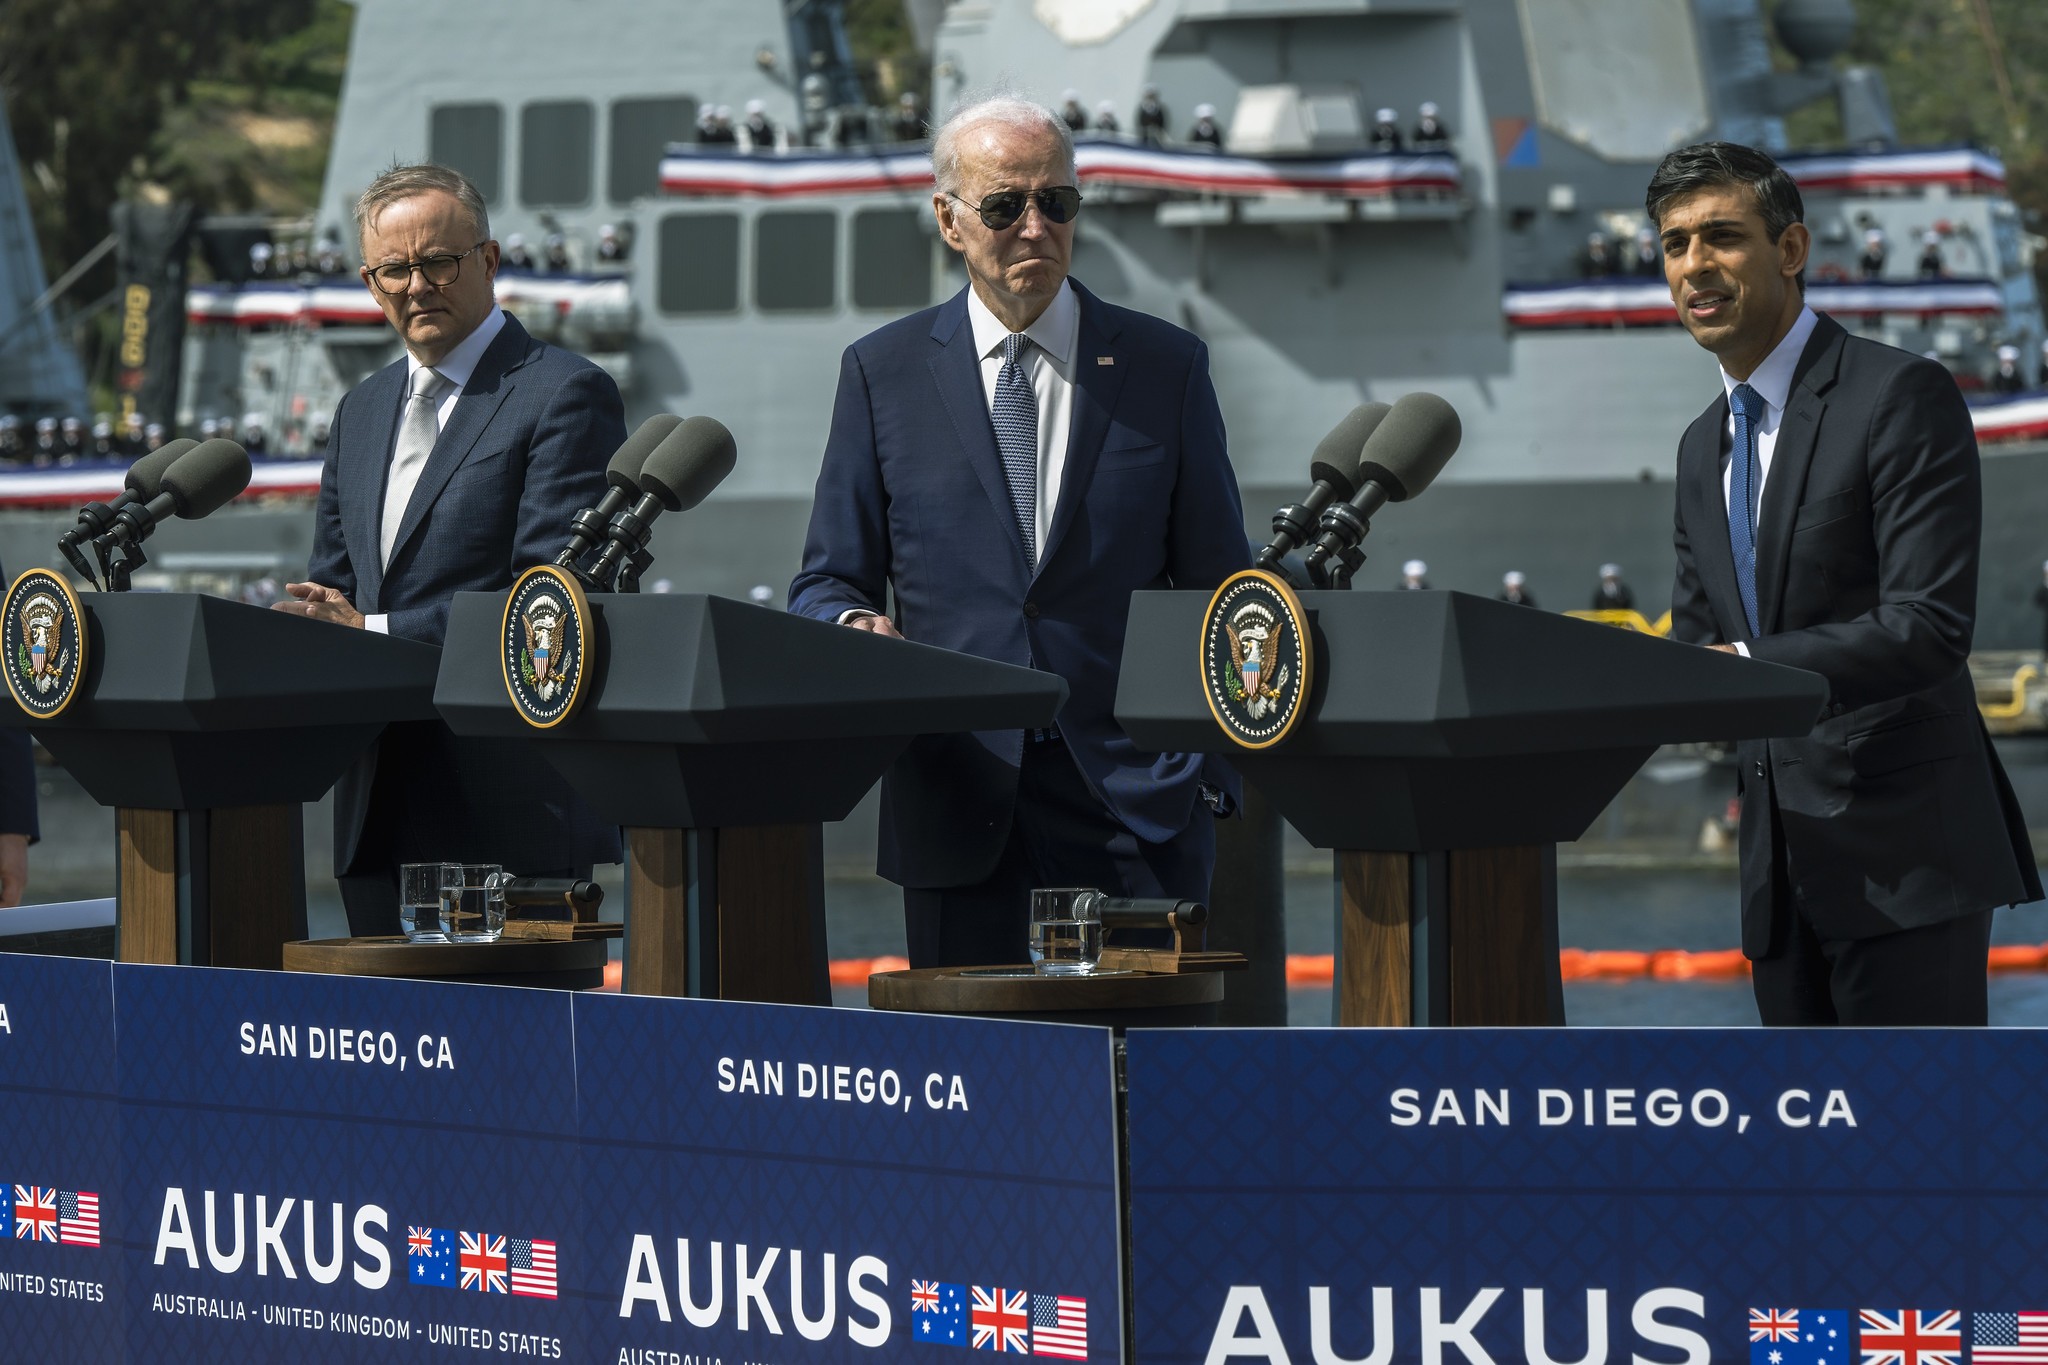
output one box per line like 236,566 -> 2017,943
1584,224 -> 1961,282
701,91 -> 1454,156
1989,342 -> 2048,396
0,414 -> 315,466
1397,560 -> 1639,613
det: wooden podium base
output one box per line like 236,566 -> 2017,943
116,805 -> 306,970
870,966 -> 1223,1030
622,823 -> 829,1004
1337,845 -> 1564,1026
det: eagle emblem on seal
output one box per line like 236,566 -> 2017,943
16,593 -> 67,694
1224,601 -> 1292,721
518,592 -> 574,702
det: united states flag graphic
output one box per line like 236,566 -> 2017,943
1031,1294 -> 1087,1359
1975,1313 -> 2048,1365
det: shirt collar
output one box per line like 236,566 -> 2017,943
1721,305 -> 1818,416
966,279 -> 1078,368
406,305 -> 507,391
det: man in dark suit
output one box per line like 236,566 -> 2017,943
789,95 -> 1248,968
274,163 -> 623,934
0,558 -> 36,907
1654,141 -> 2039,1025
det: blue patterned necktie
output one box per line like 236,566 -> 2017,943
1727,381 -> 1764,636
992,332 -> 1039,567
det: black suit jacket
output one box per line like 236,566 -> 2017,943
1672,312 -> 2040,955
310,313 -> 624,876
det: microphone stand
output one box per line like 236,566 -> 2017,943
104,539 -> 148,592
612,545 -> 654,594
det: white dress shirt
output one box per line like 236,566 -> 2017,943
1718,305 -> 1818,655
365,305 -> 508,634
839,282 -> 1080,624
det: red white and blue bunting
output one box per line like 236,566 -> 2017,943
186,274 -> 633,329
1505,277 -> 2007,329
0,457 -> 324,509
1778,144 -> 2005,194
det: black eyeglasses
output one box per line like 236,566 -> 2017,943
948,186 -> 1083,231
365,240 -> 488,294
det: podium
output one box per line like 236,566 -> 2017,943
436,592 -> 1065,1001
21,593 -> 441,968
1115,589 -> 1827,1025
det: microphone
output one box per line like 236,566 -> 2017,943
92,439 -> 253,567
1256,403 -> 1391,573
58,440 -> 195,583
555,414 -> 684,576
497,877 -> 605,913
1303,392 -> 1461,581
586,415 -> 737,589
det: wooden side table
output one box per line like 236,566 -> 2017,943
869,966 -> 1224,1030
283,936 -> 610,992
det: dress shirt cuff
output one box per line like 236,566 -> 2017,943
1732,641 -> 1750,658
365,614 -> 390,636
836,608 -> 880,626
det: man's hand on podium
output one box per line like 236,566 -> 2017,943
0,833 -> 27,908
273,582 -> 366,629
843,611 -> 904,639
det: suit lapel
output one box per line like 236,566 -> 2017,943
1683,397 -> 1749,642
927,290 -> 1031,572
385,314 -> 533,568
347,361 -> 408,612
1036,282 -> 1126,577
1753,316 -> 1844,634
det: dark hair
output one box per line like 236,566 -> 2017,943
1645,141 -> 1806,288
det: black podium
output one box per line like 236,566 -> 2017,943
435,592 -> 1065,1001
22,593 -> 441,968
1116,589 -> 1828,1025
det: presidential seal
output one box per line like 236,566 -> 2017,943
1199,568 -> 1312,749
501,564 -> 591,728
1,568 -> 88,720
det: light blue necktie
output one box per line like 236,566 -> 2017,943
1727,381 -> 1764,636
992,332 -> 1039,567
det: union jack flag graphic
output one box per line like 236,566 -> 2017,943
12,1186 -> 56,1241
1860,1309 -> 1963,1365
912,1280 -> 942,1313
408,1225 -> 436,1258
459,1231 -> 509,1294
1755,1310 -> 1804,1343
972,1286 -> 1030,1354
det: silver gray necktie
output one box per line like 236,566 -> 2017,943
381,366 -> 450,566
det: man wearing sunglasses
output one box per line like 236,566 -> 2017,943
792,94 -> 1250,968
276,162 -> 623,936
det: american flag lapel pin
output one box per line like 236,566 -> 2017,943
1097,355 -> 1115,365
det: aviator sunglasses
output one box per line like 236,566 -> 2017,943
949,186 -> 1083,231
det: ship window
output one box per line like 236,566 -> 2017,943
429,104 -> 502,205
521,100 -> 595,207
755,211 -> 837,312
658,213 -> 741,314
611,97 -> 697,204
851,209 -> 931,311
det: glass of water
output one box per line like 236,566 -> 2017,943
398,862 -> 452,943
1029,887 -> 1104,976
439,864 -> 508,943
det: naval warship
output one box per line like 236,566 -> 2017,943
6,0 -> 2048,648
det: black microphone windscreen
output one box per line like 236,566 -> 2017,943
1354,392 -> 1461,502
125,440 -> 196,499
638,415 -> 737,512
161,440 -> 253,520
607,414 -> 684,492
1308,402 -> 1392,491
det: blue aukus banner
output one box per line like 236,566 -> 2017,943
574,995 -> 1122,1364
115,963 -> 578,1363
1126,1029 -> 2048,1365
0,953 -> 121,1358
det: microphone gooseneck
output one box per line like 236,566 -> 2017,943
58,440 -> 197,587
585,416 -> 739,591
1303,393 -> 1462,588
557,414 -> 685,582
92,440 -> 253,590
1257,403 -> 1392,577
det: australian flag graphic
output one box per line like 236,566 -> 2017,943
408,1226 -> 458,1288
913,1279 -> 967,1347
1753,1309 -> 1851,1365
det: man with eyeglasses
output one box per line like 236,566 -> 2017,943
791,93 -> 1250,969
274,162 -> 623,936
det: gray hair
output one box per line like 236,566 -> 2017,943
930,93 -> 1075,196
354,162 -> 491,251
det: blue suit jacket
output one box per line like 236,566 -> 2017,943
310,313 -> 624,875
790,282 -> 1249,888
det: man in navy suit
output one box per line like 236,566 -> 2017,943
1656,141 -> 2039,1024
790,95 -> 1249,967
0,558 -> 36,908
275,164 -> 623,934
